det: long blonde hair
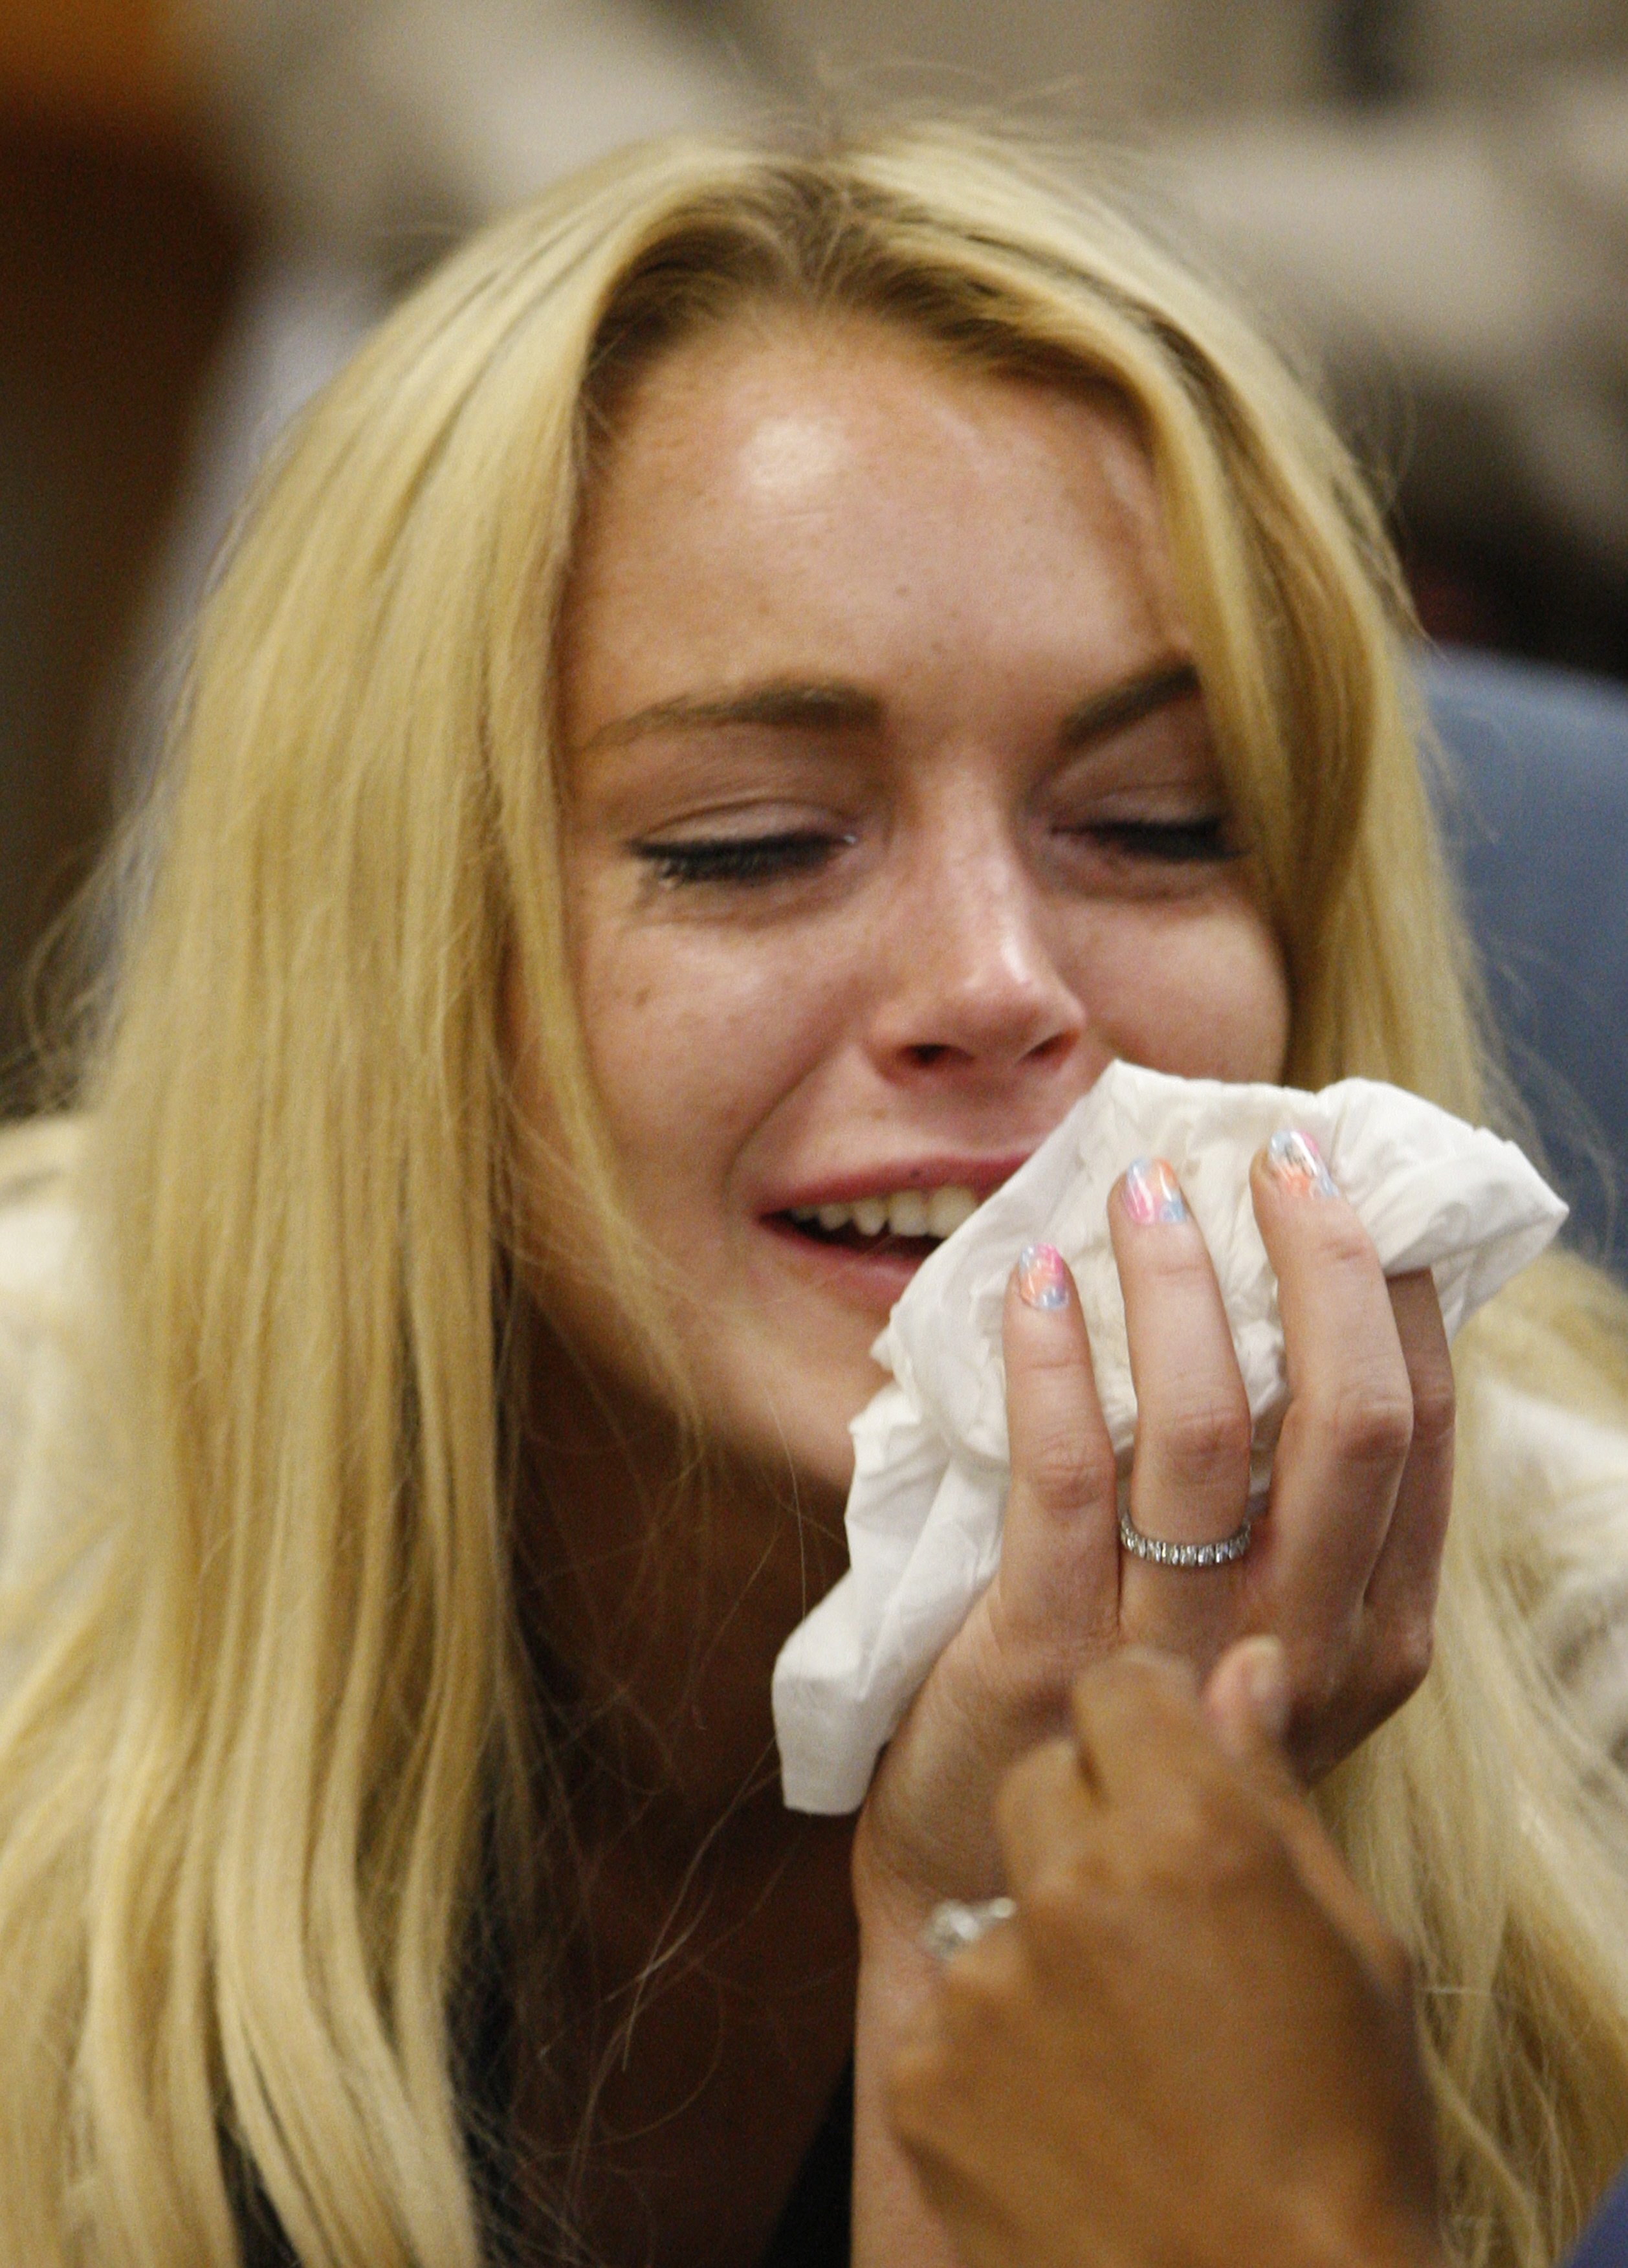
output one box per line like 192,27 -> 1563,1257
1,124 -> 1625,2267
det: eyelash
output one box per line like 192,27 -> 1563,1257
633,831 -> 853,887
634,816 -> 1235,888
1066,815 -> 1236,864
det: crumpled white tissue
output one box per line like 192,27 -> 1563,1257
773,1061 -> 1567,1814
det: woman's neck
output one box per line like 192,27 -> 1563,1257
508,1330 -> 859,2267
523,1788 -> 859,2268
513,1324 -> 848,1828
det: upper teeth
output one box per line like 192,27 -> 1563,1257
789,1186 -> 980,1239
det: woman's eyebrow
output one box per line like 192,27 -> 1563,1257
1059,659 -> 1201,751
576,659 -> 1199,756
576,679 -> 883,753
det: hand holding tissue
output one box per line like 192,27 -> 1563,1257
772,1062 -> 1566,1814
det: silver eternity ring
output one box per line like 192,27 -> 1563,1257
1117,1511 -> 1253,1568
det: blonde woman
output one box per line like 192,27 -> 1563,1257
0,125 -> 1626,2268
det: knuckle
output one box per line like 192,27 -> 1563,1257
1165,1783 -> 1249,1873
1408,1369 -> 1457,1457
1378,1613 -> 1436,1706
1311,1378 -> 1415,1472
1308,1210 -> 1382,1274
887,2043 -> 971,2166
1021,1427 -> 1116,1516
1128,1789 -> 1282,1910
1284,1634 -> 1349,1730
1115,1778 -> 1220,1882
1155,1391 -> 1254,1482
1020,1858 -> 1101,1968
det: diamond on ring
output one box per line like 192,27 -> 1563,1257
921,1896 -> 1017,1962
1117,1512 -> 1253,1567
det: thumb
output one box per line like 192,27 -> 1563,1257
1204,1639 -> 1406,1988
1203,1635 -> 1292,1761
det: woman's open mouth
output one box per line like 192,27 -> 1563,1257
789,1184 -> 977,1242
765,1184 -> 982,1275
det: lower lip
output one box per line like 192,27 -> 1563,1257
759,1213 -> 941,1311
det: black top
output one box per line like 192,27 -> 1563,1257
236,2062 -> 853,2266
233,1822 -> 854,2268
759,2062 -> 852,2268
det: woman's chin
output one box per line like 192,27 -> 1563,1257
709,1333 -> 883,1513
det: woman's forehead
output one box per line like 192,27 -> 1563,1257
560,309 -> 1186,751
582,304 -> 1147,512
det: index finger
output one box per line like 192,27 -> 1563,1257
1065,1647 -> 1229,1821
996,1651 -> 1211,1897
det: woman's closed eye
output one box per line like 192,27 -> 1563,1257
631,829 -> 855,888
630,813 -> 1239,892
1064,813 -> 1239,864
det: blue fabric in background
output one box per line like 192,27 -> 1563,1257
1425,655 -> 1628,2254
1422,648 -> 1628,1282
1570,2162 -> 1628,2266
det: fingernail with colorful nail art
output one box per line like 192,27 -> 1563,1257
1264,1128 -> 1338,1198
1122,1156 -> 1189,1226
1016,1242 -> 1070,1309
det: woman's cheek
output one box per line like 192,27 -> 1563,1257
1079,899 -> 1290,1086
576,923 -> 837,1229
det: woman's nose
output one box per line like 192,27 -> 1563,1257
867,826 -> 1087,1080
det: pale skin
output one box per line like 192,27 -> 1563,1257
507,307 -> 1456,2267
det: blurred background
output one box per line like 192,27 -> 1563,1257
3,0 -> 1627,1251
